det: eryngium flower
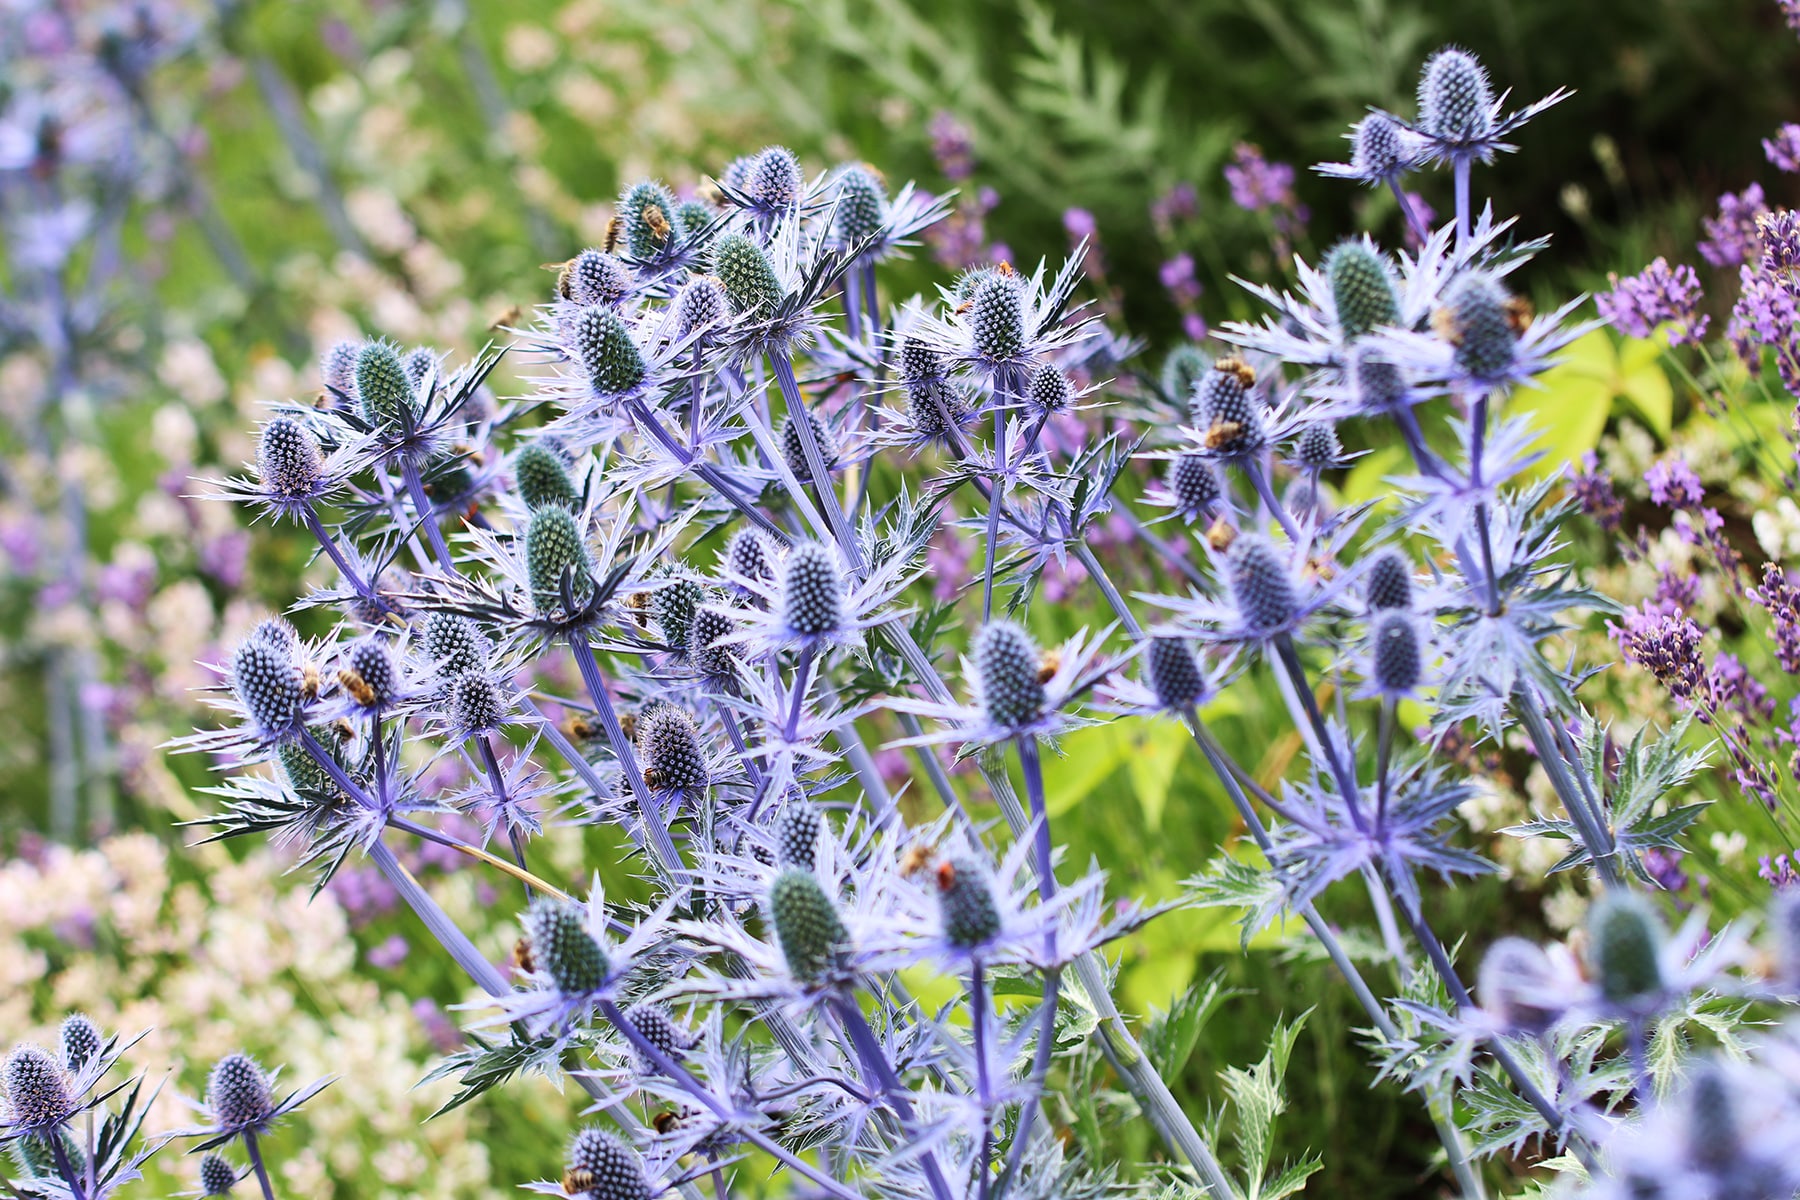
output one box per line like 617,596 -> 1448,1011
1352,350 -> 1407,412
1293,421 -> 1343,469
1324,240 -> 1400,340
423,612 -> 492,677
565,1127 -> 652,1200
1439,273 -> 1518,383
768,868 -> 848,985
776,800 -> 822,871
1370,614 -> 1422,695
1589,892 -> 1665,1010
713,233 -> 785,319
749,145 -> 804,210
526,506 -> 594,613
1417,48 -> 1493,148
561,249 -> 631,307
1146,636 -> 1208,710
199,1153 -> 238,1195
525,900 -> 609,995
1685,1064 -> 1740,1173
637,704 -> 709,793
321,340 -> 359,397
250,616 -> 301,655
1316,112 -> 1411,186
57,1015 -> 100,1073
231,635 -> 304,737
900,336 -> 967,436
1168,453 -> 1223,518
652,575 -> 705,652
355,340 -> 418,431
568,306 -> 646,395
1476,936 -> 1564,1035
675,199 -> 715,239
834,164 -> 887,245
974,619 -> 1046,730
688,607 -> 738,678
674,275 -> 727,338
405,347 -> 438,389
781,410 -> 838,481
1027,363 -> 1074,413
516,443 -> 580,511
257,417 -> 324,498
937,857 -> 1002,949
1366,551 -> 1414,610
779,541 -> 844,637
206,1053 -> 274,1131
1226,534 -> 1297,634
620,180 -> 680,260
1193,359 -> 1265,456
967,271 -> 1025,363
725,527 -> 775,586
3,1044 -> 71,1129
1162,344 -> 1210,404
447,672 -> 506,735
620,1002 -> 693,1076
344,638 -> 397,707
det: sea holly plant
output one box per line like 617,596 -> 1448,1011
0,32 -> 1753,1200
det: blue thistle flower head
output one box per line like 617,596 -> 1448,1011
524,899 -> 609,996
354,340 -> 418,432
1684,1064 -> 1740,1172
650,574 -> 705,654
404,346 -> 438,390
206,1053 -> 273,1132
776,799 -> 822,872
561,248 -> 631,307
1293,421 -> 1343,470
1167,453 -> 1223,520
422,611 -> 491,678
230,634 -> 305,738
1588,892 -> 1666,1011
1146,635 -> 1208,711
1192,358 -> 1265,457
1027,363 -> 1074,413
1476,936 -> 1564,1034
525,506 -> 594,614
674,275 -> 728,339
199,1153 -> 238,1196
712,233 -> 785,320
1439,273 -> 1519,384
1369,613 -> 1423,696
446,671 -> 507,736
967,271 -> 1025,364
620,180 -> 681,260
256,417 -> 324,500
565,1127 -> 652,1200
779,540 -> 845,638
343,638 -> 398,709
1225,534 -> 1297,635
724,527 -> 775,589
833,163 -> 887,246
936,856 -> 1003,950
1324,239 -> 1400,340
1417,48 -> 1495,149
636,703 -> 709,794
3,1044 -> 71,1130
320,339 -> 359,398
781,409 -> 838,481
974,619 -> 1047,731
1353,113 -> 1407,179
748,145 -> 804,211
57,1015 -> 100,1073
1366,551 -> 1414,610
1350,347 -> 1409,413
568,306 -> 647,396
768,868 -> 849,986
619,1002 -> 694,1077
688,605 -> 738,678
674,198 -> 716,242
516,442 -> 580,512
1161,344 -> 1210,404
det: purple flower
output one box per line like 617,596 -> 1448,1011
1159,253 -> 1201,307
1765,124 -> 1800,173
1762,854 -> 1800,890
1642,847 -> 1688,894
367,934 -> 410,969
1645,457 -> 1703,508
1150,182 -> 1198,236
1595,257 -> 1710,346
1225,142 -> 1298,214
1698,182 -> 1768,267
1753,565 -> 1800,673
1610,603 -> 1708,704
928,110 -> 975,181
1726,260 -> 1800,392
1062,207 -> 1097,242
1570,453 -> 1624,532
1399,191 -> 1434,250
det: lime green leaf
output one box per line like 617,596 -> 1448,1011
1125,720 -> 1189,831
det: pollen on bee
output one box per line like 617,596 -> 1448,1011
645,204 -> 672,242
1037,648 -> 1062,684
1213,356 -> 1256,388
1204,420 -> 1244,450
562,1169 -> 596,1194
512,937 -> 537,975
1206,515 -> 1238,552
1304,555 -> 1337,582
301,662 -> 322,700
329,717 -> 356,742
337,667 -> 377,707
899,841 -> 934,878
1431,306 -> 1462,344
603,215 -> 623,253
934,860 -> 957,891
642,766 -> 666,789
1503,295 -> 1535,334
996,260 -> 1016,276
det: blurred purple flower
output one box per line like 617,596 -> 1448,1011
1596,258 -> 1710,346
1766,125 -> 1800,173
928,111 -> 975,181
1645,457 -> 1703,508
1699,183 -> 1767,267
1150,182 -> 1198,237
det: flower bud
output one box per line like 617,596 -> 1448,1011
637,704 -> 709,793
620,180 -> 680,260
1352,349 -> 1406,411
834,164 -> 887,244
1588,892 -> 1666,1009
674,199 -> 715,242
524,900 -> 608,994
447,671 -> 506,735
780,541 -> 844,637
199,1153 -> 238,1195
768,869 -> 848,985
58,1015 -> 100,1073
675,275 -> 727,339
1168,454 -> 1222,519
258,417 -> 323,498
1476,936 -> 1563,1035
516,443 -> 580,512
1193,361 -> 1265,456
277,737 -> 341,798
404,346 -> 437,391
355,341 -> 418,431
1226,535 -> 1296,634
1371,614 -> 1421,694
1442,274 -> 1518,382
974,620 -> 1046,729
749,145 -> 803,210
320,340 -> 360,398
1352,113 -> 1407,179
4,1044 -> 71,1128
526,506 -> 594,613
689,606 -> 738,678
936,857 -> 1002,949
620,1002 -> 693,1076
1366,551 -> 1414,611
569,306 -> 646,395
206,1053 -> 273,1129
968,272 -> 1025,363
1293,421 -> 1343,469
648,575 -> 703,653
1147,636 -> 1208,710
714,233 -> 785,320
1027,364 -> 1073,413
231,635 -> 305,735
566,1127 -> 652,1200
1417,48 -> 1494,146
776,800 -> 821,872
423,612 -> 491,677
1325,240 -> 1400,340
11,1129 -> 82,1180
563,248 -> 631,307
781,410 -> 838,481
1161,345 -> 1209,405
725,527 -> 775,587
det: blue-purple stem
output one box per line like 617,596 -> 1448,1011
770,352 -> 863,570
400,457 -> 457,574
368,838 -> 509,996
570,637 -> 686,882
244,1130 -> 278,1200
829,995 -> 955,1200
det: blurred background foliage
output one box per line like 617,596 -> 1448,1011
2,0 -> 1796,1195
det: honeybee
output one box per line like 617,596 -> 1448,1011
898,840 -> 938,879
642,766 -> 667,790
489,305 -> 524,332
1204,420 -> 1244,450
934,859 -> 958,892
1304,555 -> 1337,583
652,1108 -> 684,1134
626,591 -> 653,629
1214,356 -> 1256,388
544,258 -> 576,300
337,667 -> 377,708
619,712 -> 638,741
644,204 -> 672,244
1430,306 -> 1461,344
561,1167 -> 596,1195
512,937 -> 537,976
1504,295 -> 1534,334
300,661 -> 323,701
603,215 -> 624,254
1037,649 -> 1062,684
954,299 -> 974,315
561,714 -> 597,741
1205,515 -> 1237,552
329,717 -> 356,743
996,260 -> 1016,277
